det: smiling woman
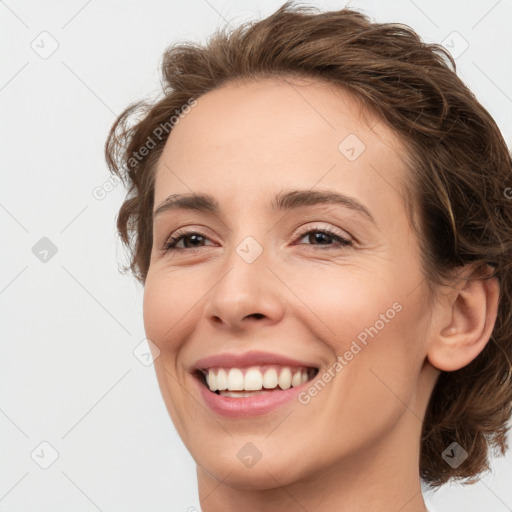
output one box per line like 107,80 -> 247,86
104,2 -> 512,511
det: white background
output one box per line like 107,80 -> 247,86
1,1 -> 511,511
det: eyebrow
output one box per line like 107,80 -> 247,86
153,189 -> 376,225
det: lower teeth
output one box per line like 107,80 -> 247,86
217,389 -> 280,397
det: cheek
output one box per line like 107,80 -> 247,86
323,285 -> 427,425
142,271 -> 197,433
288,263 -> 424,398
143,281 -> 166,344
298,288 -> 425,457
286,260 -> 405,348
142,270 -> 190,350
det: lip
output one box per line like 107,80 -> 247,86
189,350 -> 320,417
192,371 -> 313,417
191,350 -> 319,371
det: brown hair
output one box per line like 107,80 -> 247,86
105,1 -> 512,488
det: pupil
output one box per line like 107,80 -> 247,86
188,234 -> 202,247
312,233 -> 329,244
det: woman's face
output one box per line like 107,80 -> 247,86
143,77 -> 440,490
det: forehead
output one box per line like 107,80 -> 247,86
154,77 -> 410,224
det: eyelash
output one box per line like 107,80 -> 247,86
160,226 -> 352,254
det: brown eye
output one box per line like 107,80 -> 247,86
295,227 -> 352,249
162,230 -> 213,253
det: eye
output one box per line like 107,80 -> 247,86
160,225 -> 352,254
293,226 -> 352,250
161,229 -> 214,253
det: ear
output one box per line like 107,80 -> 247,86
427,264 -> 500,372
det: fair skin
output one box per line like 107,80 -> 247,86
143,77 -> 499,512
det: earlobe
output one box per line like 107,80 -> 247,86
427,265 -> 500,373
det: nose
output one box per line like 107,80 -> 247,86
202,247 -> 286,332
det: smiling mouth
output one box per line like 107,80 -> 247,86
194,365 -> 319,397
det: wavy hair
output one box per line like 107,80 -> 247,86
105,1 -> 512,488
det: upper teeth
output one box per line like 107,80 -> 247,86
204,366 -> 310,392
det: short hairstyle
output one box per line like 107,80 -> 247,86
105,1 -> 512,488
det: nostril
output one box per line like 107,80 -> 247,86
247,313 -> 265,319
